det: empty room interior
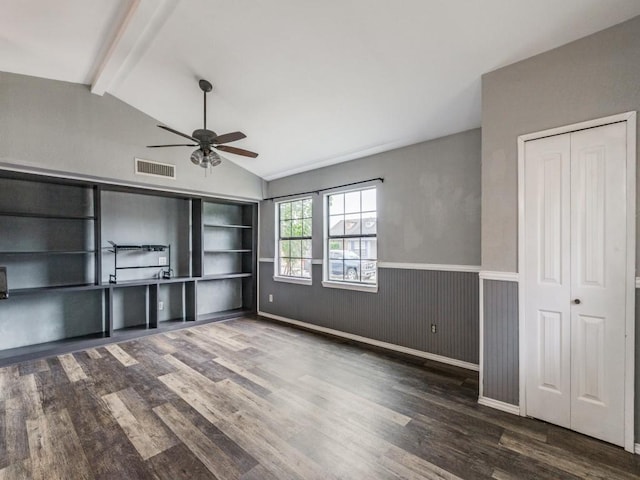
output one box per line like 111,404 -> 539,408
2,1 -> 640,478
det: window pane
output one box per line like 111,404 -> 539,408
280,202 -> 292,221
302,199 -> 312,218
342,259 -> 359,282
329,260 -> 344,281
329,193 -> 344,215
361,237 -> 377,260
344,239 -> 359,257
289,258 -> 302,277
329,214 -> 344,236
291,200 -> 303,219
362,188 -> 376,212
279,240 -> 291,257
344,191 -> 360,214
361,260 -> 377,284
302,259 -> 311,278
302,239 -> 312,258
324,187 -> 377,286
280,220 -> 292,238
290,239 -> 302,258
344,213 -> 360,236
302,218 -> 312,237
279,258 -> 291,276
291,218 -> 303,238
329,239 -> 343,280
362,212 -> 377,235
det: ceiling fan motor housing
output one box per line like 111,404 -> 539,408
192,129 -> 217,143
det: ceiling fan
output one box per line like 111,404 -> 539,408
147,79 -> 258,169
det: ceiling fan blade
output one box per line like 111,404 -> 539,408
216,145 -> 259,158
158,125 -> 199,142
147,144 -> 198,148
212,131 -> 246,145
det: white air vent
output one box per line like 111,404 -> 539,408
135,158 -> 176,179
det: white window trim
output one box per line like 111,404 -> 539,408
321,279 -> 378,293
274,196 -> 313,285
322,186 -> 378,292
273,275 -> 313,286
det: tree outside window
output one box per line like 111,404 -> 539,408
277,198 -> 312,278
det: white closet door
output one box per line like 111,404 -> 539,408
524,133 -> 572,428
569,122 -> 627,446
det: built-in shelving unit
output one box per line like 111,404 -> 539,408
0,170 -> 258,365
191,199 -> 257,323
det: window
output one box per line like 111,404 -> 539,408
276,198 -> 312,281
325,187 -> 377,290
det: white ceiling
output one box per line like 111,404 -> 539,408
2,1 -> 640,180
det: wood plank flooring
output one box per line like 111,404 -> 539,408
0,317 -> 638,479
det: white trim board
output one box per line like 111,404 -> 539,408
479,271 -> 519,282
478,396 -> 521,416
258,311 -> 479,372
635,444 -> 640,455
516,111 -> 636,453
378,262 -> 480,273
635,277 -> 640,289
260,258 -> 482,274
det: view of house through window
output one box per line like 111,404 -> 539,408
326,187 -> 377,284
277,198 -> 312,278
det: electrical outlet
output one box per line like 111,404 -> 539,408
431,324 -> 437,334
268,294 -> 273,303
158,301 -> 164,311
158,256 -> 167,266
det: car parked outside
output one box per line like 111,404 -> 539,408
328,250 -> 376,282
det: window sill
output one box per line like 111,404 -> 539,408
322,280 -> 378,293
273,275 -> 312,286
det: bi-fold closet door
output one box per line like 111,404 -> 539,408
524,122 -> 627,447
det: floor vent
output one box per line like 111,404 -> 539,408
135,158 -> 176,179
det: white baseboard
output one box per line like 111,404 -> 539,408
258,311 -> 479,372
635,443 -> 640,455
478,396 -> 521,415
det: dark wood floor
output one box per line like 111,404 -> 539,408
0,317 -> 638,479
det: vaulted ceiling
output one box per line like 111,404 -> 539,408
2,1 -> 640,180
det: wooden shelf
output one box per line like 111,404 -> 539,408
9,283 -> 106,295
203,249 -> 251,253
200,273 -> 253,280
0,211 -> 95,220
107,276 -> 194,287
0,250 -> 95,256
0,173 -> 257,365
203,223 -> 252,229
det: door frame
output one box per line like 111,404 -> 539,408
517,111 -> 637,452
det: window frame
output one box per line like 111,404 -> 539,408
273,196 -> 313,285
322,186 -> 378,293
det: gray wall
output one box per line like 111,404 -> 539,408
482,280 -> 519,404
260,264 -> 479,364
482,15 -> 640,272
0,290 -> 103,350
259,129 -> 481,364
481,15 -> 640,439
264,128 -> 481,265
0,71 -> 264,201
101,190 -> 191,283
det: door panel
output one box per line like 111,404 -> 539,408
524,134 -> 571,428
524,122 -> 627,447
569,122 -> 626,446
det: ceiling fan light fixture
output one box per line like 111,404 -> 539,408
208,150 -> 222,167
190,148 -> 203,166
